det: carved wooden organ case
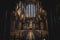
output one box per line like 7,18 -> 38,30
10,0 -> 48,40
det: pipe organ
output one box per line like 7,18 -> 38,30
10,0 -> 48,40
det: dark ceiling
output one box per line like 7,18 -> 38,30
0,0 -> 60,9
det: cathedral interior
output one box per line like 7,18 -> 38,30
0,0 -> 60,40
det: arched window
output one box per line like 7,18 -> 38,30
24,4 -> 37,17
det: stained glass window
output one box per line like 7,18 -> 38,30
24,4 -> 37,17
